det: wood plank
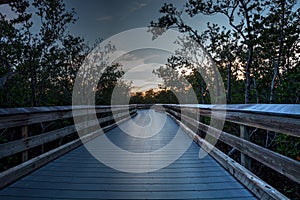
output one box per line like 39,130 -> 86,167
0,110 -> 255,200
0,188 -> 254,199
0,196 -> 256,200
173,110 -> 300,184
39,166 -> 223,173
0,105 -> 136,129
166,110 -> 288,200
22,174 -> 236,184
21,126 -> 28,162
0,110 -> 136,159
171,105 -> 300,137
240,125 -> 251,169
168,104 -> 300,118
0,125 -> 76,159
0,115 -> 134,189
222,111 -> 299,138
30,164 -> 227,175
0,105 -> 135,116
11,180 -> 245,191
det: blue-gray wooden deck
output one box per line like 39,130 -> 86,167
0,110 -> 256,199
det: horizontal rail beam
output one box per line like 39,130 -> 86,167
0,110 -> 135,159
166,105 -> 300,138
0,113 -> 136,189
166,108 -> 300,184
169,110 -> 300,183
167,112 -> 288,200
0,105 -> 135,129
166,104 -> 300,118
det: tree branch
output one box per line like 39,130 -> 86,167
0,71 -> 19,90
0,0 -> 19,5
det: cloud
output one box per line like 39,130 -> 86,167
113,49 -> 169,91
130,2 -> 147,13
130,81 -> 162,92
96,15 -> 113,22
115,50 -> 169,73
122,63 -> 163,92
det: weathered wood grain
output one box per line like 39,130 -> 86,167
240,125 -> 251,169
21,126 -> 28,162
0,110 -> 254,200
168,105 -> 300,137
167,110 -> 288,200
0,105 -> 135,129
166,108 -> 300,185
0,113 -> 135,189
0,109 -> 136,159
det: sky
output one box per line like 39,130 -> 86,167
3,0 -> 298,92
64,0 -> 210,43
64,0 -> 300,44
115,49 -> 171,93
62,0 -> 228,92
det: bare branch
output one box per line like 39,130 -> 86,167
0,71 -> 19,90
0,0 -> 19,5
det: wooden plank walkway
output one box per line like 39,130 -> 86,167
0,110 -> 256,199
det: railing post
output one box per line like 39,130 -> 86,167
240,125 -> 251,170
21,126 -> 28,162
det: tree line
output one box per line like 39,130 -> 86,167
0,0 -> 299,198
1,0 -> 299,107
0,0 -> 130,107
144,0 -> 300,105
135,2 -> 300,197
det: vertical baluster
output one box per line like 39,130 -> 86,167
240,125 -> 251,169
21,126 -> 28,162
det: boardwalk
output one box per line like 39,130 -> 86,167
0,110 -> 255,199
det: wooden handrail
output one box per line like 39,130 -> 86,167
0,110 -> 135,159
167,108 -> 300,184
0,105 -> 137,188
165,104 -> 300,137
0,105 -> 135,129
161,104 -> 300,199
1,103 -> 299,198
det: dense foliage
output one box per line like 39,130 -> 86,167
0,0 -> 130,107
0,0 -> 299,198
149,0 -> 300,104
146,0 -> 300,198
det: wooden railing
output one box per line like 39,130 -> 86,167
0,105 -> 137,188
162,104 -> 300,200
0,103 -> 299,199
